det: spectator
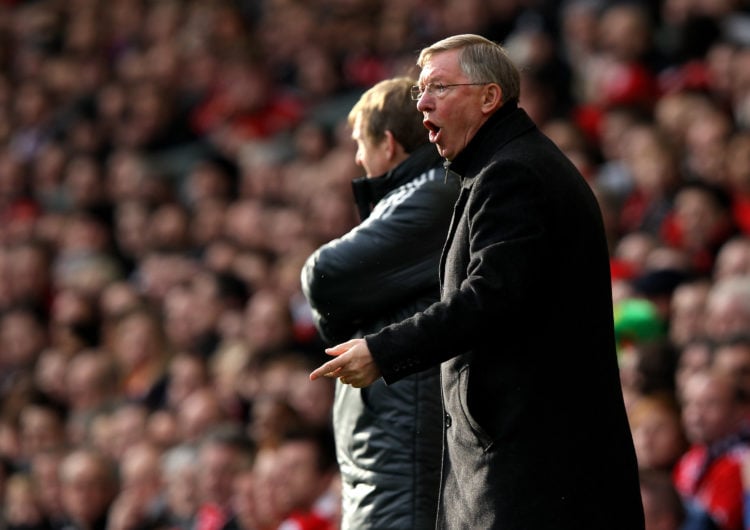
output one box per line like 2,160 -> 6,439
629,392 -> 688,472
682,102 -> 734,185
674,369 -> 749,530
669,278 -> 712,350
241,446 -> 286,530
618,123 -> 681,238
595,104 -> 651,207
175,387 -> 226,445
639,468 -> 686,530
660,179 -> 737,275
0,305 -> 48,384
285,357 -> 334,431
675,338 -> 715,401
64,349 -> 119,444
274,428 -> 338,530
3,472 -> 50,530
193,425 -> 256,530
105,401 -> 151,461
48,287 -> 99,357
704,276 -> 750,343
712,335 -> 750,402
724,131 -> 750,234
17,394 -> 67,468
222,466 -> 258,530
163,351 -> 209,413
58,447 -> 119,530
160,443 -> 199,530
246,395 -> 303,449
29,449 -> 66,529
242,289 -> 296,357
109,306 -> 170,408
714,236 -> 750,280
573,2 -> 660,144
3,240 -> 52,312
207,346 -> 249,425
107,441 -> 168,530
33,347 -> 68,405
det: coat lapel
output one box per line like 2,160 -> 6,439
439,172 -> 472,295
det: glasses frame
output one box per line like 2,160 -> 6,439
410,82 -> 490,101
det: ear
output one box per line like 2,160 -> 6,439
382,130 -> 401,161
481,84 -> 503,114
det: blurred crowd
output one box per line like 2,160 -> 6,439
0,0 -> 750,529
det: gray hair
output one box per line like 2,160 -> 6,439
417,34 -> 521,102
161,444 -> 198,478
708,276 -> 750,315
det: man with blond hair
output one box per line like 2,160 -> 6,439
303,76 -> 458,528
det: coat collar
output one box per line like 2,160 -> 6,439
445,99 -> 536,179
351,143 -> 442,219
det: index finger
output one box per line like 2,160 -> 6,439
310,358 -> 344,381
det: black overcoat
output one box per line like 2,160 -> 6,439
367,102 -> 645,529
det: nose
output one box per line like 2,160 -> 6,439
416,93 -> 432,112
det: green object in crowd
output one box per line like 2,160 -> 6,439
613,298 -> 665,345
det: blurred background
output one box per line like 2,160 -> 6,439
1,1 -> 750,529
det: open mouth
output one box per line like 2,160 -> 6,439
424,120 -> 441,143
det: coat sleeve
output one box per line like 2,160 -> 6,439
367,160 -> 548,382
301,177 -> 456,344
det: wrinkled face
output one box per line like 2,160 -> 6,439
415,49 -> 488,160
351,115 -> 390,177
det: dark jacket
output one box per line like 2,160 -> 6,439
367,102 -> 645,530
302,144 -> 459,529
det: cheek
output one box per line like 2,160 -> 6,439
446,103 -> 479,138
651,429 -> 677,450
364,152 -> 388,177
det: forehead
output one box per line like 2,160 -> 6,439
419,49 -> 463,82
684,373 -> 730,401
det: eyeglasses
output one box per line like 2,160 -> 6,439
410,82 -> 490,101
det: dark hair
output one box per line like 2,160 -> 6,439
676,179 -> 733,212
281,426 -> 337,473
200,423 -> 257,468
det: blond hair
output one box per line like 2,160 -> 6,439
347,77 -> 428,153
